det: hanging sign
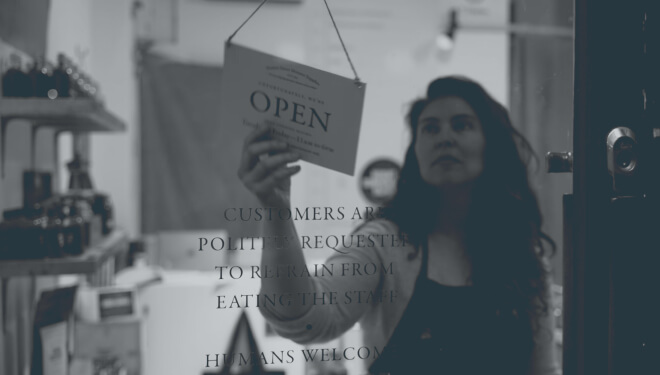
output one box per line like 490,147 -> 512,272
220,42 -> 366,176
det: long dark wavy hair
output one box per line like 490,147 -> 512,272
381,76 -> 554,360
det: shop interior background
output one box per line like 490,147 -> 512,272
0,0 -> 573,374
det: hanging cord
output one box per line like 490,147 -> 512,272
322,0 -> 361,84
226,0 -> 362,85
227,0 -> 270,44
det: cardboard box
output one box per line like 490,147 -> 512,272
73,320 -> 141,375
76,286 -> 137,322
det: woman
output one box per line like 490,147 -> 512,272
238,76 -> 561,374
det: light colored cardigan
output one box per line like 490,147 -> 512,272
259,219 -> 561,375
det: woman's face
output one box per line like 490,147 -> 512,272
414,96 -> 486,188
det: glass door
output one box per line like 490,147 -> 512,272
565,0 -> 660,374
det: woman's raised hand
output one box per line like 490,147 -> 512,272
238,125 -> 301,208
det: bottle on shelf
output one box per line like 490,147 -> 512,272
69,64 -> 83,97
67,153 -> 94,190
44,61 -> 59,99
93,193 -> 114,235
46,203 -> 67,258
28,57 -> 56,98
75,73 -> 87,97
63,54 -> 77,95
0,204 -> 50,259
60,200 -> 85,256
52,53 -> 71,98
2,53 -> 33,97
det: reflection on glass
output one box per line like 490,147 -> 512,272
239,76 -> 563,375
138,1 -> 574,374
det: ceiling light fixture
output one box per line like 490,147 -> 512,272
435,9 -> 459,52
439,7 -> 573,50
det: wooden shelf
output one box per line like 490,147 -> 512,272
0,230 -> 129,277
0,97 -> 126,132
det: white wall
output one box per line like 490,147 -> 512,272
48,0 -> 140,237
88,0 -> 140,238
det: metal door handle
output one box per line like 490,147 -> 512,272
546,151 -> 573,173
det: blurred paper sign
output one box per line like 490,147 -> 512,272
451,0 -> 508,26
220,43 -> 366,175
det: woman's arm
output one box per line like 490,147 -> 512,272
258,222 -> 386,344
259,213 -> 315,319
238,125 -> 312,319
238,125 -> 381,343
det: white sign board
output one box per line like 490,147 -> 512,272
220,43 -> 366,175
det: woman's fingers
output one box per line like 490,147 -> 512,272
239,139 -> 288,175
238,124 -> 303,204
241,151 -> 300,186
243,124 -> 271,148
251,165 -> 302,197
239,125 -> 288,177
248,140 -> 288,161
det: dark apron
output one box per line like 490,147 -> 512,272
369,243 -> 533,375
